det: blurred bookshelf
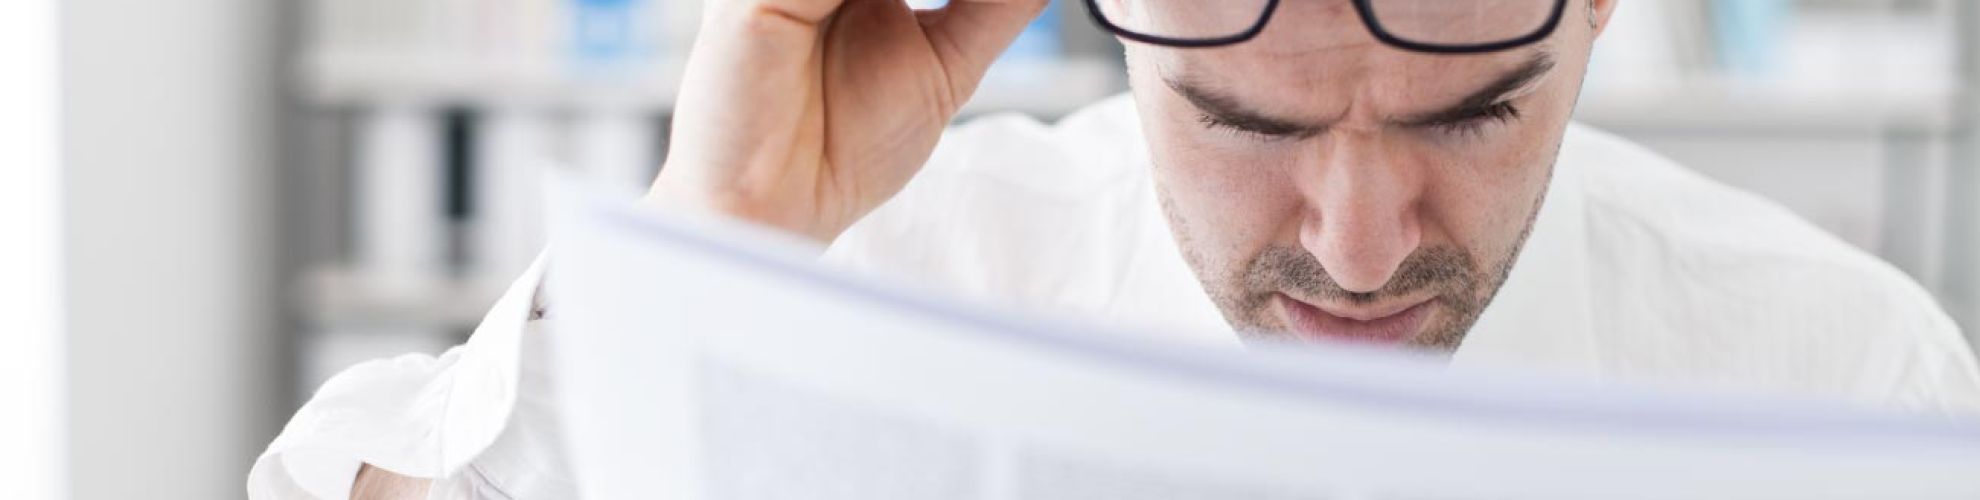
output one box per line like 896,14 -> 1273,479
1574,0 -> 1980,345
283,0 -> 1129,391
300,51 -> 1123,117
282,0 -> 1980,393
1579,0 -> 1961,132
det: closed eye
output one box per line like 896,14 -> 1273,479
1420,101 -> 1522,137
1199,113 -> 1267,137
1197,112 -> 1315,141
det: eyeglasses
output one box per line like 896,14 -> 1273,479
1085,0 -> 1570,54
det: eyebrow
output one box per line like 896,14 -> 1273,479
1164,50 -> 1558,137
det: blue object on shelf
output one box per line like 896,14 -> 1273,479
572,0 -> 651,70
1003,0 -> 1063,61
1711,0 -> 1787,77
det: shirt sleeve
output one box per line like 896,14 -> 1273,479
247,256 -> 547,499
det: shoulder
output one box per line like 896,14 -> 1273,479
917,93 -> 1147,199
1562,123 -> 1933,329
1558,124 -> 1980,412
836,93 -> 1147,234
826,95 -> 1159,310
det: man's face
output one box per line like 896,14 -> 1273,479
1124,0 -> 1611,351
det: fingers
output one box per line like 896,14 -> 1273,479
919,0 -> 1052,99
732,0 -> 851,26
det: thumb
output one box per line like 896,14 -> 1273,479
917,0 -> 1052,103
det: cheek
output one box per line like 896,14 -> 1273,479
1140,90 -> 1302,210
1419,119 -> 1561,255
1144,114 -> 1306,269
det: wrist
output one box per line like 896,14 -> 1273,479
642,171 -> 837,242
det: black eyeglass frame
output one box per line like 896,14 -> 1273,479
1083,0 -> 1571,54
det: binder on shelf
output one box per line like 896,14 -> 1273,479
570,0 -> 655,74
354,105 -> 447,292
573,109 -> 657,190
475,108 -> 555,281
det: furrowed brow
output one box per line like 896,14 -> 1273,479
1397,51 -> 1556,126
1164,75 -> 1331,138
1162,49 -> 1557,136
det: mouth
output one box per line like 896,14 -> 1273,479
1275,293 -> 1434,346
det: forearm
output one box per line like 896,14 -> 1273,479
349,464 -> 430,500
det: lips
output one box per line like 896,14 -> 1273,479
1277,294 -> 1433,346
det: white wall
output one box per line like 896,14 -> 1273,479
62,0 -> 285,497
0,0 -> 66,497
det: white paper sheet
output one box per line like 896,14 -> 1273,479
544,174 -> 1980,500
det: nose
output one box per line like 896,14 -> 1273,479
1296,132 -> 1423,294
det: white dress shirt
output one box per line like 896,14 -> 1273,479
249,94 -> 1980,498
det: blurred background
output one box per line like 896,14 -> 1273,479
9,0 -> 1980,497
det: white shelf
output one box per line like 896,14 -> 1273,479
299,51 -> 685,110
1575,77 -> 1960,134
303,49 -> 1961,132
299,265 -> 509,328
297,50 -> 1124,116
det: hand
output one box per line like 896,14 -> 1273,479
649,0 -> 1049,241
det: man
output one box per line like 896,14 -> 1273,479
252,0 -> 1980,497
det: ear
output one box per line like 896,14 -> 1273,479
1586,0 -> 1620,38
